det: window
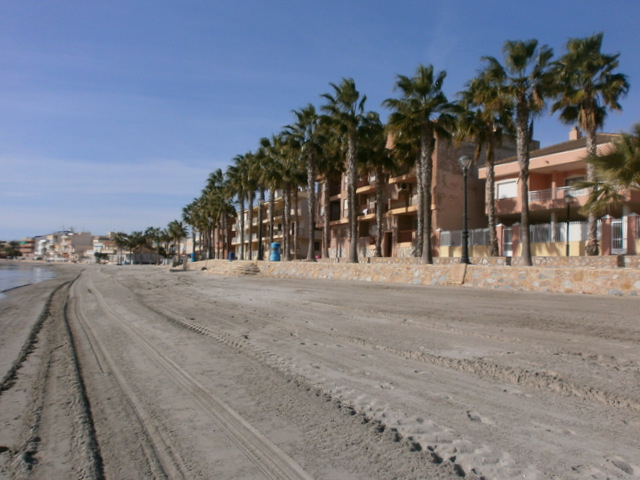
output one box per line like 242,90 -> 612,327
565,176 -> 585,187
497,180 -> 517,199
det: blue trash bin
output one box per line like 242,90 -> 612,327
228,252 -> 236,261
270,242 -> 281,261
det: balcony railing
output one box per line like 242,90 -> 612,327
389,194 -> 418,211
440,228 -> 491,247
439,221 -> 594,247
528,186 -> 588,203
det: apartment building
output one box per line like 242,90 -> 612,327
231,129 -> 638,261
19,238 -> 35,257
230,189 -> 321,260
477,128 -> 640,256
318,137 -> 517,259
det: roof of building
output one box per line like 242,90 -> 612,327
491,132 -> 619,167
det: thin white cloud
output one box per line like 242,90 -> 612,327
0,155 -> 213,198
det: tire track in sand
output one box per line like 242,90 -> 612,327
76,274 -> 313,480
70,277 -> 189,479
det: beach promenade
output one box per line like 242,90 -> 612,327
1,263 -> 638,479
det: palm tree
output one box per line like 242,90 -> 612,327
279,136 -> 306,261
259,135 -> 286,255
285,104 -> 323,261
552,32 -> 629,256
226,155 -> 249,260
383,64 -> 456,264
253,145 -> 270,260
202,168 -> 231,259
315,121 -> 344,259
358,112 -> 395,257
580,123 -> 640,215
182,201 -> 198,261
144,226 -> 162,265
160,228 -> 171,261
457,71 -> 512,257
128,231 -> 146,264
483,40 -> 554,266
113,232 -> 128,265
243,152 -> 260,260
167,220 -> 188,264
321,78 -> 368,263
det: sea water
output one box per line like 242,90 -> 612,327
0,263 -> 56,299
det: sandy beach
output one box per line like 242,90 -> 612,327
0,263 -> 639,479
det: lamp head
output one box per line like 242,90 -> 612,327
565,190 -> 573,203
458,155 -> 472,172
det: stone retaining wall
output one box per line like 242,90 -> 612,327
191,259 -> 640,297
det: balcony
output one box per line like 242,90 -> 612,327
388,166 -> 415,184
495,185 -> 588,216
528,186 -> 588,203
388,194 -> 419,215
356,174 -> 377,194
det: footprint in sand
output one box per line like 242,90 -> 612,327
466,410 -> 493,424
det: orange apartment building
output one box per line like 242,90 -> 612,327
230,190 -> 321,260
19,238 -> 35,257
478,128 -> 640,257
318,136 -> 517,259
232,129 -> 638,262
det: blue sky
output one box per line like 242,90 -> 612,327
1,1 -> 638,240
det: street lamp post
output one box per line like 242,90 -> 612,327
565,191 -> 573,256
458,155 -> 473,264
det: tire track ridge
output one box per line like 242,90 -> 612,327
70,277 -> 187,479
89,279 -> 313,480
151,293 -> 640,413
9,273 -> 104,480
150,305 -> 506,479
0,281 -> 68,394
62,276 -> 105,480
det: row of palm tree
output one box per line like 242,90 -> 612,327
181,33 -> 629,265
112,220 -> 188,265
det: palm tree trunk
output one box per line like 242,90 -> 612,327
238,198 -> 245,260
257,189 -> 265,260
420,129 -> 434,264
347,131 -> 359,263
283,184 -> 291,261
517,109 -> 533,266
209,226 -> 214,259
211,224 -> 215,259
247,191 -> 254,260
322,178 -> 331,259
306,153 -> 317,261
585,131 -> 599,255
268,187 -> 275,246
423,154 -> 434,264
374,166 -> 384,257
415,152 -> 424,258
486,137 -> 500,256
293,188 -> 299,260
220,216 -> 226,259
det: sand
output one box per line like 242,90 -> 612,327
0,263 -> 638,479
